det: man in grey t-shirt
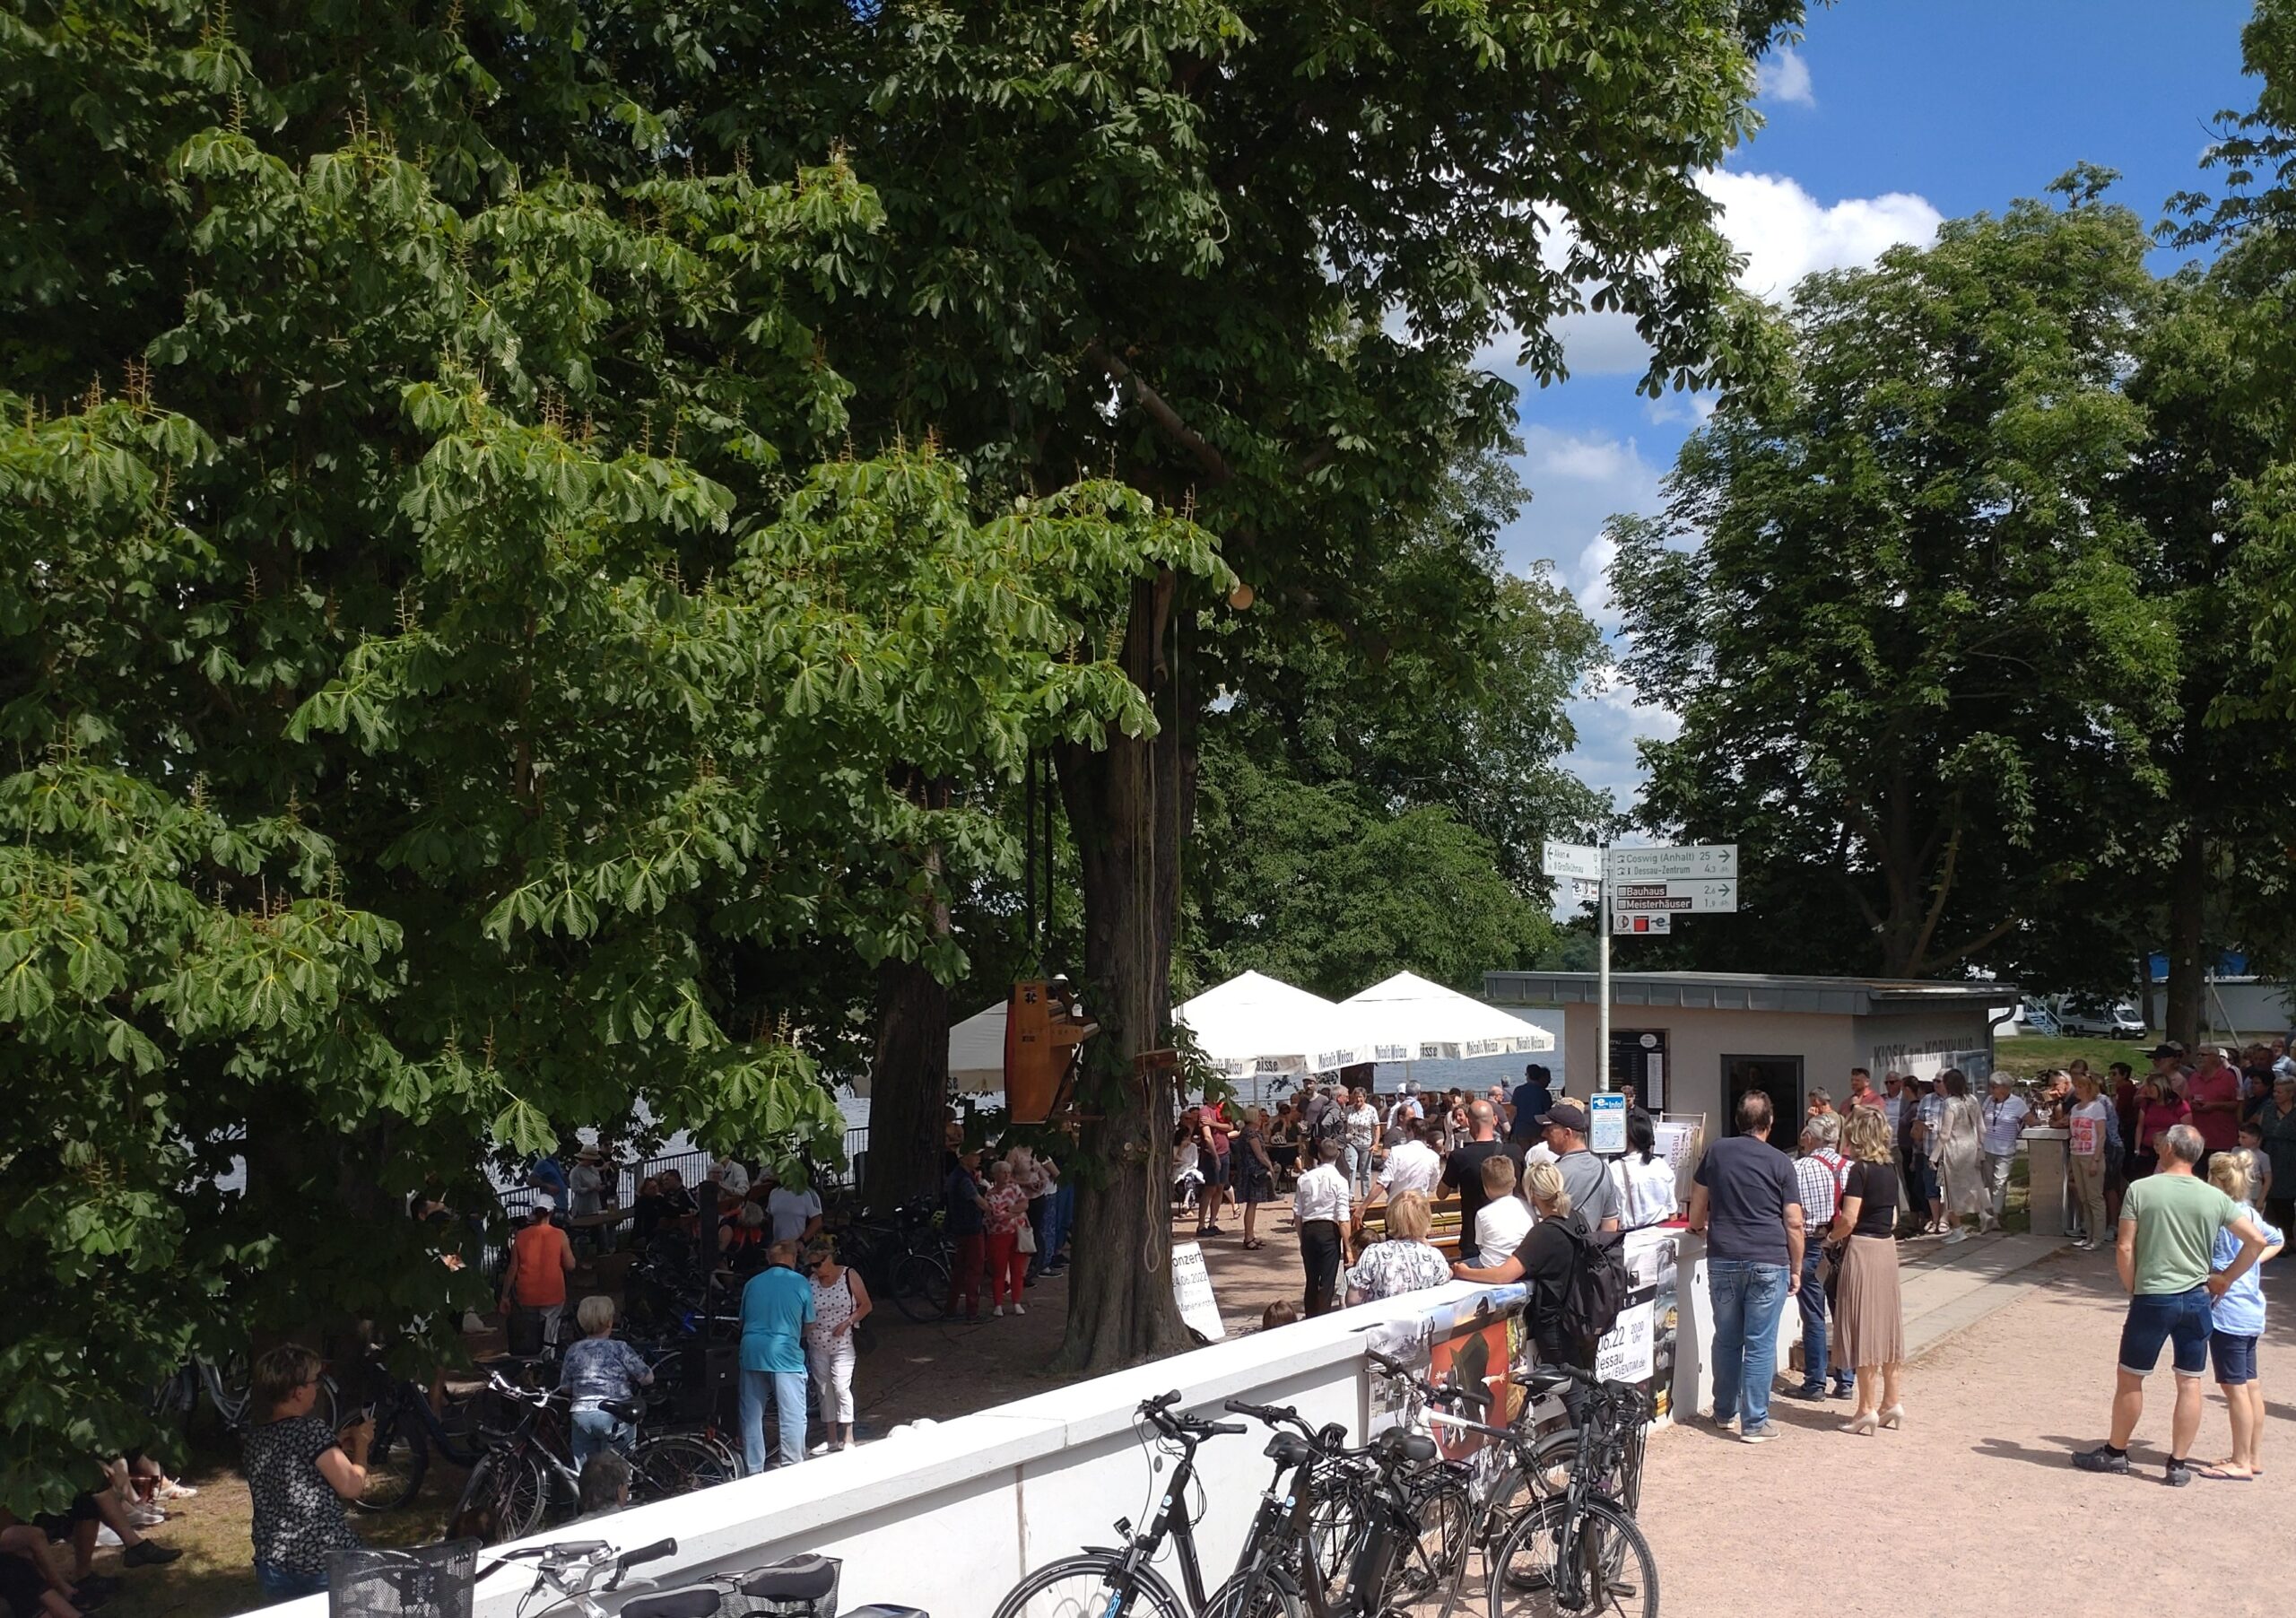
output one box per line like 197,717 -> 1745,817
1537,1102 -> 1620,1232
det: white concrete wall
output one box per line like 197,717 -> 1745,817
254,1284 -> 1491,1618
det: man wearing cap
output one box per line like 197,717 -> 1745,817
1539,1101 -> 1621,1233
2185,1046 -> 2242,1170
2148,1040 -> 2190,1100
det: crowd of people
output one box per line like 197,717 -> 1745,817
1212,1067 -> 1681,1341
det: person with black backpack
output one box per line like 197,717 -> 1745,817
1451,1161 -> 1629,1420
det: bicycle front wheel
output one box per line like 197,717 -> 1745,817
1386,1472 -> 1472,1601
353,1404 -> 428,1512
1205,1561 -> 1304,1618
890,1252 -> 950,1322
992,1553 -> 1183,1618
1489,1496 -> 1657,1618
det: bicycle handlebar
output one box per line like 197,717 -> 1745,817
613,1540 -> 677,1585
1137,1393 -> 1244,1440
1222,1396 -> 1314,1436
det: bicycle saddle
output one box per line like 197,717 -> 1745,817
1263,1431 -> 1315,1468
1375,1428 -> 1437,1466
737,1556 -> 839,1603
600,1398 -> 643,1423
621,1588 -> 722,1618
844,1608 -> 929,1617
1513,1370 -> 1570,1395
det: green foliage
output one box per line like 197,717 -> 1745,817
1187,735 -> 1555,1001
0,4 -> 1221,1509
1615,182 -> 2179,980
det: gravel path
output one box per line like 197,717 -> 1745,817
1636,1248 -> 2294,1618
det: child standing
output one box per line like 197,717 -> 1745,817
2197,1153 -> 2285,1480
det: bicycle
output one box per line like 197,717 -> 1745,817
843,1201 -> 950,1324
356,1374 -> 494,1512
448,1373 -> 737,1543
477,1535 -> 680,1618
1223,1408 -> 1441,1618
989,1390 -> 1310,1618
1486,1367 -> 1658,1618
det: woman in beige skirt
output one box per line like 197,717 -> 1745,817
1830,1106 -> 1907,1433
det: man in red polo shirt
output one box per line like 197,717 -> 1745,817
2185,1046 -> 2242,1169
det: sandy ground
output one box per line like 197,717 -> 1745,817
1638,1245 -> 2295,1618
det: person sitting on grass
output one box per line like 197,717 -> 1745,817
1,1522 -> 101,1618
0,1473 -> 178,1600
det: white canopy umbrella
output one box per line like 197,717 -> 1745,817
1174,970 -> 1380,1082
1340,970 -> 1555,1062
946,998 -> 1010,1093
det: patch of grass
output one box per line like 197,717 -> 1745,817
1990,1033 -> 2149,1080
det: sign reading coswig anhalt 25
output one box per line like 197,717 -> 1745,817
1605,843 -> 1736,882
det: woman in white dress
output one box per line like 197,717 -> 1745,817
1933,1070 -> 1988,1242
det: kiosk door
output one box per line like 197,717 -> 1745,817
1723,1056 -> 1804,1151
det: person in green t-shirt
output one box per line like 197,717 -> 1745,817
2073,1123 -> 2269,1486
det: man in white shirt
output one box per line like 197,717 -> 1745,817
1377,1122 -> 1443,1199
709,1155 -> 751,1201
764,1172 -> 823,1245
1292,1140 -> 1352,1316
1352,1120 -> 1443,1247
1979,1072 -> 2030,1233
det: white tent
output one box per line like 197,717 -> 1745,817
1174,970 -> 1380,1080
1340,970 -> 1555,1061
946,997 -> 1009,1092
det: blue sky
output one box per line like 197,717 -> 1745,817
1517,0 -> 2260,808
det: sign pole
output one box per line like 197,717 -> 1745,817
1597,844 -> 1611,1096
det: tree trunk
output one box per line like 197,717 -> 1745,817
865,791 -> 954,1214
2166,821 -> 2206,1050
865,955 -> 952,1214
1051,574 -> 1194,1372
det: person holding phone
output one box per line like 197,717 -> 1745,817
244,1345 -> 368,1599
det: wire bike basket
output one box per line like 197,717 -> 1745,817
328,1541 -> 482,1618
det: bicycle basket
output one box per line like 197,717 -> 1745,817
328,1541 -> 480,1618
722,1554 -> 840,1618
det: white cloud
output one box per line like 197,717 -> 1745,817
1697,170 -> 1942,301
1755,48 -> 1815,109
1477,172 -> 1943,386
1561,680 -> 1683,808
1504,427 -> 1669,630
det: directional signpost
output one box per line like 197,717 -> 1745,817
1610,879 -> 1738,914
1544,840 -> 1744,1108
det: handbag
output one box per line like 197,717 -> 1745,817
1016,1222 -> 1039,1255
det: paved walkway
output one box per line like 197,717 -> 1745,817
1640,1245 -> 2294,1618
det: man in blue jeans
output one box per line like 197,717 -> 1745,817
1688,1091 -> 1805,1443
1789,1112 -> 1853,1400
738,1239 -> 814,1472
2074,1123 -> 2267,1485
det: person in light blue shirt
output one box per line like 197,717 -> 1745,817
2197,1153 -> 2283,1481
738,1240 -> 815,1472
